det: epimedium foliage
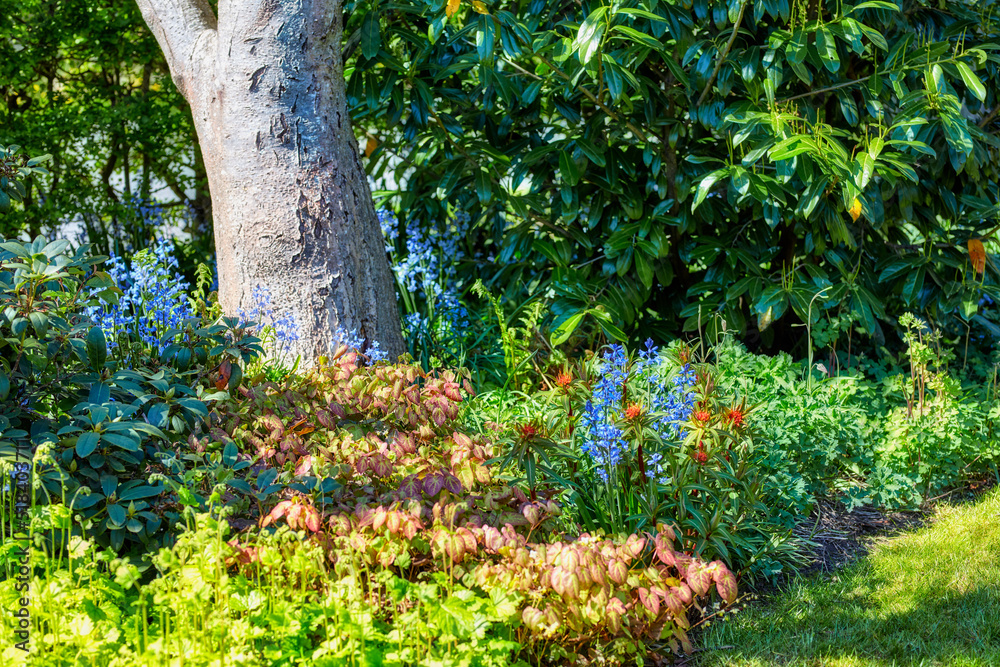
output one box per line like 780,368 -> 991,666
212,348 -> 737,663
5,504 -> 734,665
345,0 -> 1000,353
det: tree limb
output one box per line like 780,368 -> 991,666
134,0 -> 218,102
697,0 -> 747,107
780,78 -> 864,102
979,106 -> 999,129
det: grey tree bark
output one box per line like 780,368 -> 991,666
134,0 -> 404,367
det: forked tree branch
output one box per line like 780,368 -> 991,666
134,0 -> 218,101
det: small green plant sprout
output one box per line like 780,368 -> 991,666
898,312 -> 951,419
472,279 -> 544,391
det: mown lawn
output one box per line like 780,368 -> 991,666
696,488 -> 1000,667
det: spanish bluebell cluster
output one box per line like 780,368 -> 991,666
580,340 -> 697,482
580,344 -> 630,481
125,195 -> 166,228
238,285 -> 300,358
636,341 -> 698,440
377,208 -> 399,244
377,207 -> 471,342
238,286 -> 390,364
88,240 -> 194,353
330,326 -> 388,364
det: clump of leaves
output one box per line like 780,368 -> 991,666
468,339 -> 799,579
877,314 -> 1000,498
0,236 -> 261,554
216,346 -> 737,663
0,145 -> 50,213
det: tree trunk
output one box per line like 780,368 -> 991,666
135,0 -> 404,367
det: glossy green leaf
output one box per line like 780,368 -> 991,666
86,326 -> 107,371
635,250 -> 653,288
550,310 -> 586,346
118,484 -> 165,501
361,12 -> 381,60
559,150 -> 581,186
955,61 -> 986,101
76,432 -> 100,458
816,26 -> 840,72
475,169 -> 493,203
692,168 -> 727,211
848,1 -> 900,13
106,503 -> 126,527
100,474 -> 118,498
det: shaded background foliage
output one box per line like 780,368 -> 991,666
2,0 -> 999,361
0,0 -> 210,260
344,0 -> 1000,358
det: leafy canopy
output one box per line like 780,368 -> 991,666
345,0 -> 1000,350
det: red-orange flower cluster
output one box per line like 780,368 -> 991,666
725,407 -> 746,428
520,423 -> 538,439
555,372 -> 572,389
624,403 -> 643,420
692,451 -> 708,464
693,409 -> 711,423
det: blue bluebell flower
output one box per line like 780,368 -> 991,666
88,240 -> 195,355
378,208 -> 399,245
580,344 -> 630,481
238,285 -> 300,360
329,326 -> 387,364
378,206 -> 473,356
579,342 -> 698,481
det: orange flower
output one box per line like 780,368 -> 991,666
555,372 -> 572,389
726,406 -> 746,428
520,423 -> 538,439
693,409 -> 711,423
692,451 -> 708,464
624,403 -> 643,420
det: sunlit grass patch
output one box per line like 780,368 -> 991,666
696,488 -> 1000,667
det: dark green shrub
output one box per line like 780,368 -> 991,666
0,236 -> 261,554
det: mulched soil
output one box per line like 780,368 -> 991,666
791,478 -> 996,581
790,499 -> 928,578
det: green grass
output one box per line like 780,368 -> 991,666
695,488 -> 1000,667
